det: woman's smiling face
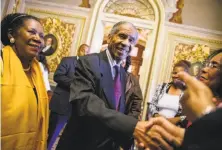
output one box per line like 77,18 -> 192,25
12,19 -> 44,59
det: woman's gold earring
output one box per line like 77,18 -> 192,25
10,38 -> 15,44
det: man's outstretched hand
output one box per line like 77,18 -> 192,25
178,72 -> 215,121
133,121 -> 174,150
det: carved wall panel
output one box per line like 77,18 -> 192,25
159,30 -> 222,83
40,17 -> 76,72
104,0 -> 155,21
169,0 -> 184,23
173,43 -> 210,64
173,43 -> 210,77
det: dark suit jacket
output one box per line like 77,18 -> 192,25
49,56 -> 77,115
125,73 -> 143,119
178,108 -> 222,150
42,46 -> 55,56
57,51 -> 138,150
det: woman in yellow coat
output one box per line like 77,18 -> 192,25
1,13 -> 49,149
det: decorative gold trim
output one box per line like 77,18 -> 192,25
104,0 -> 155,21
169,0 -> 184,24
173,43 -> 210,65
79,0 -> 91,8
160,32 -> 222,85
41,17 -> 76,72
169,32 -> 222,44
12,0 -> 20,13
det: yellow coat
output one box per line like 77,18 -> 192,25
1,46 -> 49,150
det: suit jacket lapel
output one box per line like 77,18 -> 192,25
126,73 -> 138,106
99,51 -> 116,109
125,73 -> 132,94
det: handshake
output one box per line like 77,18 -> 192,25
133,72 -> 216,150
133,117 -> 185,150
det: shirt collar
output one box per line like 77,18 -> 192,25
106,49 -> 121,68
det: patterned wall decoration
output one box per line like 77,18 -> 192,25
40,17 -> 76,72
104,0 -> 155,21
169,0 -> 184,23
173,43 -> 210,76
79,0 -> 91,8
12,0 -> 21,13
173,43 -> 210,65
172,43 -> 211,77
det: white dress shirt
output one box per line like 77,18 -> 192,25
106,49 -> 121,79
39,62 -> 51,91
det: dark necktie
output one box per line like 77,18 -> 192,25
114,65 -> 121,110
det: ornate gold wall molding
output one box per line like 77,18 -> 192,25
40,17 -> 76,72
104,0 -> 155,20
173,43 -> 210,64
169,32 -> 222,44
160,31 -> 222,84
169,0 -> 184,23
12,0 -> 20,13
79,0 -> 91,8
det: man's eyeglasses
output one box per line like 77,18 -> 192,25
203,61 -> 220,70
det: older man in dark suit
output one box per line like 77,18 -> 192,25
56,21 -> 153,150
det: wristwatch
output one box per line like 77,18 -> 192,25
201,105 -> 215,116
180,116 -> 186,122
